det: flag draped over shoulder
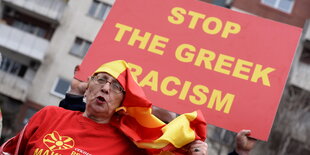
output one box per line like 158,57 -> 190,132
93,60 -> 207,154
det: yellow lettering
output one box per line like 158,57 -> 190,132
139,70 -> 158,91
168,7 -> 241,38
160,76 -> 181,96
148,35 -> 169,55
128,64 -> 237,114
128,29 -> 151,49
168,7 -> 186,25
232,59 -> 253,80
114,23 -> 133,42
175,43 -> 196,63
179,81 -> 192,100
221,21 -> 241,38
34,148 -> 43,155
189,85 -> 209,105
128,62 -> 143,82
188,11 -> 206,29
173,43 -> 275,87
33,148 -> 62,155
251,64 -> 275,87
202,17 -> 223,35
194,48 -> 216,70
71,151 -> 80,155
43,150 -> 50,155
207,89 -> 235,114
214,54 -> 235,75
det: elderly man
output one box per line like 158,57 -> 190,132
60,62 -> 257,155
2,60 -> 208,155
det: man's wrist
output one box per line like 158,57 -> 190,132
67,89 -> 84,96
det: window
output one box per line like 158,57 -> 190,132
0,55 -> 28,78
69,37 -> 92,58
3,6 -> 53,40
11,21 -> 47,38
87,0 -> 111,20
212,0 -> 230,8
261,0 -> 295,13
51,77 -> 70,98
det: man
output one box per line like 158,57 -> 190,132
60,65 -> 177,123
3,60 -> 208,154
60,62 -> 256,155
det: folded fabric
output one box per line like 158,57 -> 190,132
94,60 -> 207,154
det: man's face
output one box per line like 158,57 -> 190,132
84,72 -> 124,120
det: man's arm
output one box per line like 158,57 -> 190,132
59,78 -> 88,112
59,65 -> 88,111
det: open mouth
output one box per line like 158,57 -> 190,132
96,96 -> 106,104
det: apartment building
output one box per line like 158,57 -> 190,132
0,0 -> 113,141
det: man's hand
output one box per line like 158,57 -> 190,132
188,140 -> 208,155
67,65 -> 88,96
235,130 -> 257,155
68,78 -> 88,96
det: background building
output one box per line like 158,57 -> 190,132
0,0 -> 309,154
0,0 -> 112,142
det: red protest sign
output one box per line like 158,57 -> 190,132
75,0 -> 302,141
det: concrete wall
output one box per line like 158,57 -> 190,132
27,0 -> 113,106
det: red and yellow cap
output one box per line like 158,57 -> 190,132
93,60 -> 206,154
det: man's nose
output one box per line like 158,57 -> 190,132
100,82 -> 111,93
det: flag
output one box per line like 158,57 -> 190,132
93,60 -> 207,154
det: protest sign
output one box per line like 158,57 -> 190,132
75,0 -> 302,141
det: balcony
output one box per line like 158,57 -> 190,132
2,0 -> 67,23
0,23 -> 49,61
0,70 -> 31,101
